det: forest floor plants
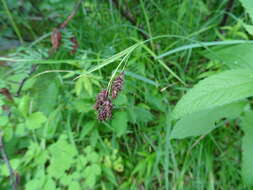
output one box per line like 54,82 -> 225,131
0,0 -> 253,189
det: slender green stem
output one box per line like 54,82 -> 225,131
1,0 -> 23,43
107,51 -> 132,93
140,0 -> 154,49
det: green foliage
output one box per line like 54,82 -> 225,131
1,0 -> 253,189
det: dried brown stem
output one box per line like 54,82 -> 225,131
111,0 -> 150,40
0,88 -> 13,102
0,132 -> 17,190
220,0 -> 235,29
60,0 -> 84,29
16,65 -> 37,97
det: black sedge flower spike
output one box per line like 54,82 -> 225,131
94,72 -> 125,121
111,72 -> 124,99
94,89 -> 112,121
97,100 -> 113,121
94,89 -> 108,111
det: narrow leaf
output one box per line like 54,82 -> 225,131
241,111 -> 253,186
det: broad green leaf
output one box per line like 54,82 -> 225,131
173,69 -> 253,120
171,102 -> 246,139
241,111 -> 253,186
111,111 -> 128,137
26,112 -> 47,129
239,0 -> 253,22
33,75 -> 59,115
204,44 -> 253,69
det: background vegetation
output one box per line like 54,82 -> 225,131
0,0 -> 253,189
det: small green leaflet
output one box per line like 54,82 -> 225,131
47,135 -> 77,179
241,111 -> 253,186
43,177 -> 56,190
69,181 -> 81,190
173,69 -> 253,120
26,112 -> 47,129
171,101 -> 246,139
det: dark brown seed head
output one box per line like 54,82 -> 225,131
97,100 -> 113,121
94,89 -> 109,111
94,89 -> 112,121
111,72 -> 124,99
70,37 -> 78,54
51,28 -> 62,49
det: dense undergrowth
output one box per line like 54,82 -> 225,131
0,0 -> 253,189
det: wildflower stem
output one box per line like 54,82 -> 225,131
0,131 -> 17,190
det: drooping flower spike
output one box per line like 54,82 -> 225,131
94,89 -> 112,121
94,72 -> 125,121
111,72 -> 124,99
